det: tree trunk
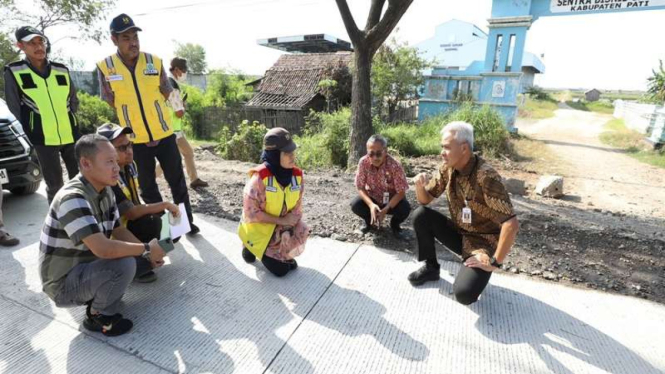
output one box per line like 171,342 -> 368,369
348,49 -> 374,167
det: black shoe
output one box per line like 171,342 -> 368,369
408,263 -> 440,286
135,271 -> 157,283
83,303 -> 132,336
355,224 -> 372,235
392,227 -> 408,241
287,259 -> 298,270
188,223 -> 200,236
242,248 -> 256,263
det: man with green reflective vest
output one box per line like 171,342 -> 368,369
3,26 -> 80,204
96,14 -> 199,236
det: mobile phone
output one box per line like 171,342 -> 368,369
158,238 -> 175,253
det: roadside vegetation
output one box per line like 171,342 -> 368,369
600,119 -> 665,169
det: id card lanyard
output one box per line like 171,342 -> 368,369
462,199 -> 472,224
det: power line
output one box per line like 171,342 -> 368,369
134,0 -> 323,17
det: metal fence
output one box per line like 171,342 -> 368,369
196,106 -> 306,139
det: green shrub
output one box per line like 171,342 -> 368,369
180,85 -> 205,138
76,91 -> 117,134
303,108 -> 351,168
443,103 -> 509,158
217,120 -> 267,163
294,132 -> 329,170
378,117 -> 441,157
525,86 -> 553,101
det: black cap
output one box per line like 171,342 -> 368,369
15,26 -> 46,43
97,123 -> 133,141
110,13 -> 142,34
264,127 -> 297,152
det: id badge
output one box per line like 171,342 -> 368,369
462,207 -> 472,224
383,192 -> 390,205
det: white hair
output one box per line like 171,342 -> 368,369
441,121 -> 474,151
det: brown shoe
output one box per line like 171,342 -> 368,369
190,178 -> 209,188
0,232 -> 20,247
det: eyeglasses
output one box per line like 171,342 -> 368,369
116,142 -> 133,153
368,150 -> 384,158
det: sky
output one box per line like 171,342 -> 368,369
14,0 -> 665,91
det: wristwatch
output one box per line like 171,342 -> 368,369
141,243 -> 151,259
490,256 -> 502,269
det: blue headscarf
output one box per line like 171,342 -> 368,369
261,150 -> 293,188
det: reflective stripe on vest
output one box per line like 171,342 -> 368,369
10,63 -> 75,145
118,163 -> 141,226
96,52 -> 173,144
237,170 -> 302,260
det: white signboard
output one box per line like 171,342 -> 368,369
492,81 -> 506,98
551,0 -> 665,13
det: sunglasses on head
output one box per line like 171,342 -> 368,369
116,142 -> 133,153
368,150 -> 384,158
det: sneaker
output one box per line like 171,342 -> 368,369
190,178 -> 209,188
0,232 -> 19,247
188,223 -> 200,236
135,271 -> 157,283
83,303 -> 133,336
242,248 -> 256,263
408,262 -> 440,286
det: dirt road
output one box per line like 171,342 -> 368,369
518,104 -> 665,219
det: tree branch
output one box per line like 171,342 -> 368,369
365,0 -> 386,31
335,0 -> 362,45
366,0 -> 414,54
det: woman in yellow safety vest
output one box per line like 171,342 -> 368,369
237,127 -> 309,277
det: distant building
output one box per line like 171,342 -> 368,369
415,19 -> 545,93
246,52 -> 352,112
585,88 -> 601,102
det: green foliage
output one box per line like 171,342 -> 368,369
600,118 -> 665,169
377,119 -> 441,157
518,96 -> 558,119
525,86 -> 553,101
566,100 -> 614,114
294,132 -> 329,170
372,38 -> 431,120
204,70 -> 253,107
0,32 -> 19,99
180,84 -> 205,138
2,0 -> 116,43
173,42 -> 207,74
303,108 -> 351,168
647,60 -> 665,103
75,91 -> 117,134
443,103 -> 509,158
217,120 -> 267,163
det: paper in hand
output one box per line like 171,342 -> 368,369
168,203 -> 191,238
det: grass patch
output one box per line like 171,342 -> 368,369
599,119 -> 665,169
506,135 -> 569,175
518,97 -> 558,119
566,100 -> 614,114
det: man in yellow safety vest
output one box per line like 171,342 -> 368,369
96,14 -> 199,235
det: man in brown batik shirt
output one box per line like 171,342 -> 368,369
408,121 -> 519,305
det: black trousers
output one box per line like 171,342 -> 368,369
127,214 -> 162,243
350,196 -> 411,229
262,255 -> 292,277
133,135 -> 194,225
34,143 -> 78,204
412,206 -> 492,305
